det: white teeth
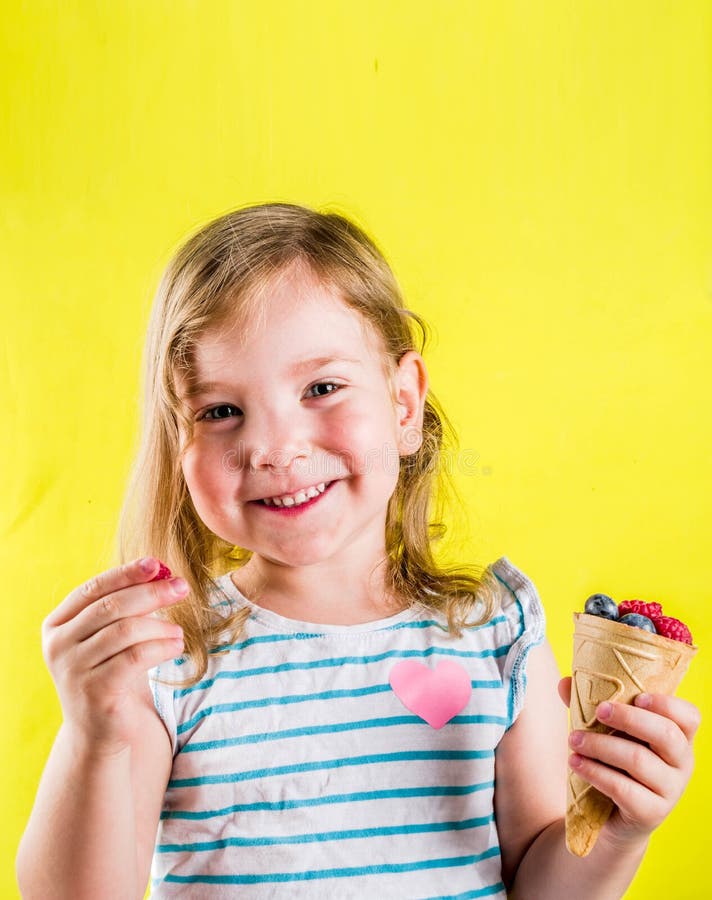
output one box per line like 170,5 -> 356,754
262,482 -> 329,507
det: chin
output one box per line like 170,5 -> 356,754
257,541 -> 342,569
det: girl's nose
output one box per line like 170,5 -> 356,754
248,442 -> 311,471
242,413 -> 311,471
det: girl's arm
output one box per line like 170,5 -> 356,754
17,692 -> 172,899
495,640 -> 700,899
16,559 -> 184,899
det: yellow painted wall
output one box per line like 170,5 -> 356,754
2,1 -> 709,896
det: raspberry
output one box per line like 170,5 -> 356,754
618,600 -> 663,619
151,562 -> 172,581
651,615 -> 693,645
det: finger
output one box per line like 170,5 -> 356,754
569,730 -> 669,798
68,576 -> 188,644
76,615 -> 184,670
95,635 -> 186,685
595,700 -> 690,768
568,752 -> 667,827
634,692 -> 702,743
558,676 -> 572,707
46,557 -> 164,628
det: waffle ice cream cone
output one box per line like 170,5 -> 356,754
566,612 -> 697,857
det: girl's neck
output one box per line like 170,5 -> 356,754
229,556 -> 406,626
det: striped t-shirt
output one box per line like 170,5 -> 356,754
148,556 -> 545,898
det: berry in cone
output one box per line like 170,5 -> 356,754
567,609 -> 696,857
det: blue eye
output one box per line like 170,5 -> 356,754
201,404 -> 241,421
307,382 -> 342,398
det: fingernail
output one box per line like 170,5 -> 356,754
569,753 -> 584,769
570,731 -> 584,748
168,577 -> 188,596
139,557 -> 156,574
597,701 -> 612,720
635,693 -> 652,709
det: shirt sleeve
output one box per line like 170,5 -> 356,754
489,557 -> 547,729
146,577 -> 231,756
148,660 -> 180,756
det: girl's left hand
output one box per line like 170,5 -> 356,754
559,678 -> 701,847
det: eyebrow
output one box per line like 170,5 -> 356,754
181,355 -> 362,400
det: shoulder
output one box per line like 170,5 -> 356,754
147,572 -> 253,752
479,558 -> 548,727
482,557 -> 547,655
208,570 -> 250,619
487,557 -> 545,631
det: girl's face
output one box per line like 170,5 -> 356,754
178,268 -> 428,574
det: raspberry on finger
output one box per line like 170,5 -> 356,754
150,562 -> 172,582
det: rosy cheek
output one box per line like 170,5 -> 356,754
181,447 -> 214,494
350,414 -> 398,457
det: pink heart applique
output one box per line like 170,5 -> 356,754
389,659 -> 472,729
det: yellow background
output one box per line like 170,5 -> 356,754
2,1 -> 709,896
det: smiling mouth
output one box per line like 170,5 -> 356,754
255,481 -> 333,508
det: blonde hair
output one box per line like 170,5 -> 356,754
117,202 -> 497,685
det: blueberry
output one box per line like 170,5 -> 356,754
584,593 -> 619,620
618,613 -> 656,633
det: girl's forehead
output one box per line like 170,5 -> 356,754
180,280 -> 395,396
199,281 -> 383,365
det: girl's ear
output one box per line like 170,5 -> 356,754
394,351 -> 429,457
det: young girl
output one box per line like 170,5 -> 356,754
18,203 -> 699,898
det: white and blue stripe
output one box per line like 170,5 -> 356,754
149,557 -> 545,898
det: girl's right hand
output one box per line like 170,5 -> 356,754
42,557 -> 188,756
